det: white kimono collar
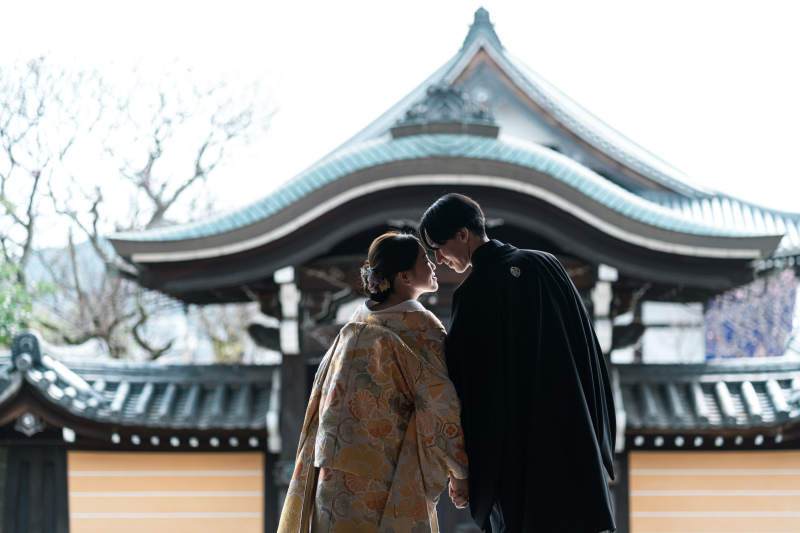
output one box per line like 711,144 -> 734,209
364,299 -> 426,314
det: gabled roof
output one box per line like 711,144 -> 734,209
109,8 -> 800,275
3,331 -> 281,450
338,7 -> 708,197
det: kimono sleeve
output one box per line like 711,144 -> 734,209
401,335 -> 469,487
278,340 -> 333,533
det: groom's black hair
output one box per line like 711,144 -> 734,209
418,193 -> 486,249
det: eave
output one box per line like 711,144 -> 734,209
617,361 -> 800,447
111,135 -> 781,261
3,332 -> 281,451
107,8 -> 800,303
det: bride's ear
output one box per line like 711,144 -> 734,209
396,271 -> 412,286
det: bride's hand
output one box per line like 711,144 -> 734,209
449,477 -> 469,509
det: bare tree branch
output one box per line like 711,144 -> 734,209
3,55 -> 272,360
131,296 -> 173,360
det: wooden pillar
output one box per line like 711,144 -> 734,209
275,266 -> 305,510
2,446 -> 69,533
592,264 -> 618,354
611,452 -> 630,533
263,452 -> 279,533
633,299 -> 644,364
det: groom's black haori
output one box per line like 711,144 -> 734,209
420,195 -> 616,533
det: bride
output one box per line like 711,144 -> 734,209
278,231 -> 468,533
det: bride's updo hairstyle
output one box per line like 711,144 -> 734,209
359,231 -> 421,303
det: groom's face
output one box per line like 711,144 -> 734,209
430,228 -> 471,273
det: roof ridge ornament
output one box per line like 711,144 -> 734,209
391,83 -> 499,139
462,7 -> 503,50
12,330 -> 43,369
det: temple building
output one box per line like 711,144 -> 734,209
2,8 -> 798,533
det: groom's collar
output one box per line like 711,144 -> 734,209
471,239 -> 506,270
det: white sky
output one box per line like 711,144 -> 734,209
3,0 -> 800,214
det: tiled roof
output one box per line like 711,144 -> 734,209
618,361 -> 800,431
641,192 -> 800,256
4,331 -> 280,449
109,8 -> 800,262
501,53 -> 711,198
111,134 -> 775,244
341,9 -> 714,197
353,9 -> 800,238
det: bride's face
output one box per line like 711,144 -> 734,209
407,245 -> 438,295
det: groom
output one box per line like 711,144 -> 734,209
419,193 -> 616,533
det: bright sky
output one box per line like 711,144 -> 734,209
3,0 -> 800,214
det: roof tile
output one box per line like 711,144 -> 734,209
2,332 -> 279,435
619,363 -> 800,430
110,135 -> 795,253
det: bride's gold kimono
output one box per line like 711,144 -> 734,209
278,303 -> 468,533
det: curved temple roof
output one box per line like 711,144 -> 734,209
114,136 -> 765,243
337,8 -> 718,198
643,192 -> 800,257
110,8 -> 800,265
111,134 -> 785,263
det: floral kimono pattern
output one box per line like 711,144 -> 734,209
278,305 -> 468,533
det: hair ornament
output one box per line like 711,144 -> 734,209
360,267 -> 391,294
